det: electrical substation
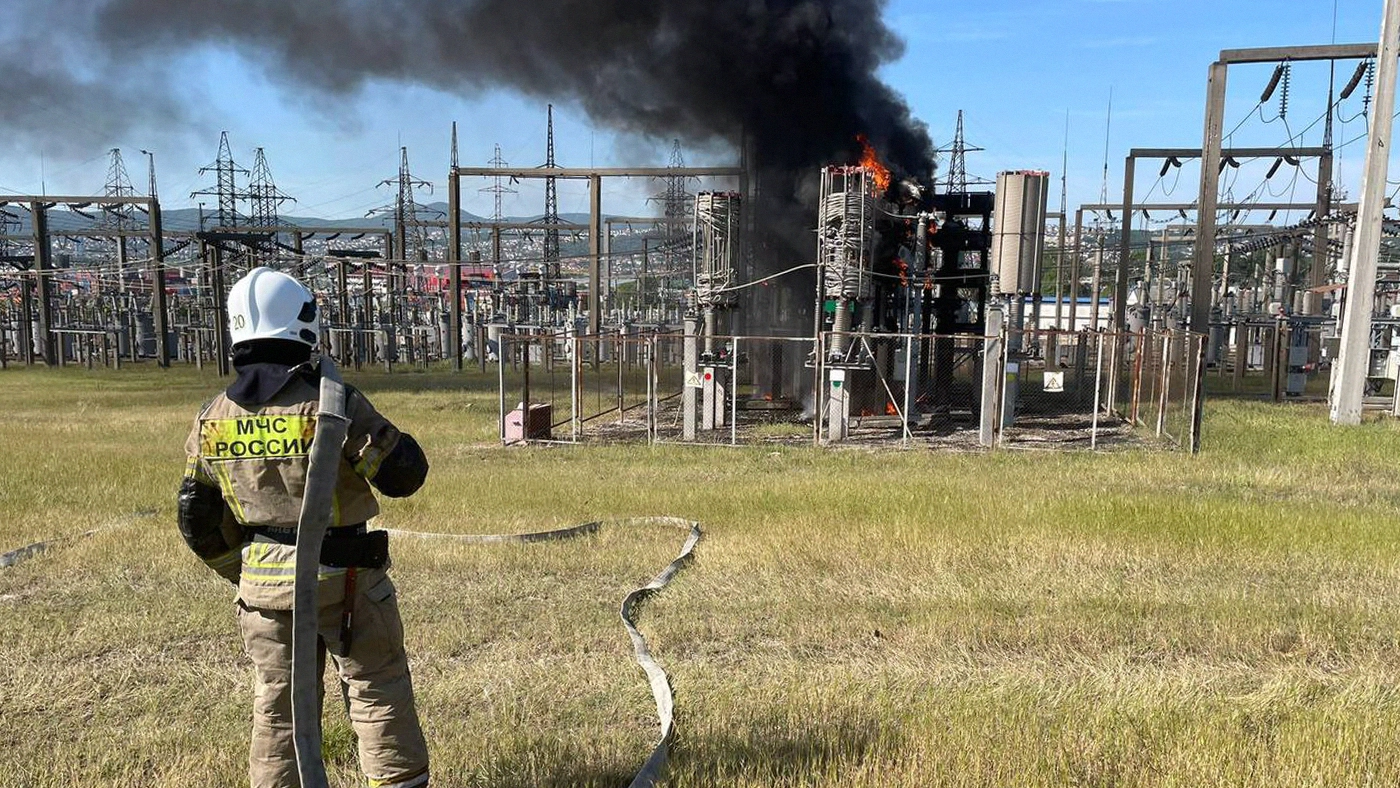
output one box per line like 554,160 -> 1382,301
10,40 -> 1400,450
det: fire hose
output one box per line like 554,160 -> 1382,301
385,516 -> 702,788
291,356 -> 351,788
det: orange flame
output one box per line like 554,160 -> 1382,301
886,401 -> 898,416
856,134 -> 892,194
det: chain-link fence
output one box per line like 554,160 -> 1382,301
810,331 -> 987,449
650,335 -> 817,446
495,331 -> 654,445
495,332 -> 819,447
1007,329 -> 1205,451
498,326 -> 1206,452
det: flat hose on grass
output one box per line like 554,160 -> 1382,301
1,511 -> 158,570
291,357 -> 349,788
387,516 -> 703,788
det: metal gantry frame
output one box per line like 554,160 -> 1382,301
1067,198 -> 1353,332
1118,146 -> 1331,331
0,195 -> 168,367
1191,43 -> 1378,334
448,165 -> 746,354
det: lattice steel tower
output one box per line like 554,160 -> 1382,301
248,147 -> 294,230
940,111 -> 985,194
192,132 -> 249,229
480,144 -> 516,223
375,147 -> 435,262
102,148 -> 136,223
101,149 -> 138,290
542,104 -> 561,274
649,140 -> 694,276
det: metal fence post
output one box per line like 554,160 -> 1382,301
814,333 -> 826,447
1190,334 -> 1207,453
497,333 -> 508,445
1156,334 -> 1171,437
902,333 -> 914,446
1232,320 -> 1246,392
979,309 -> 1005,448
647,334 -> 656,445
730,337 -> 740,446
617,331 -> 626,423
571,335 -> 581,442
1091,332 -> 1105,450
1105,331 -> 1120,417
1130,329 -> 1146,426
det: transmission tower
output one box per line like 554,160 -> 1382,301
939,111 -> 987,194
192,132 -> 249,229
648,139 -> 695,275
542,104 -> 561,274
101,148 -> 136,221
480,144 -> 517,223
247,147 -> 295,230
99,149 -> 138,291
373,147 -> 436,262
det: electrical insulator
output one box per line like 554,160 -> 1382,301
1261,63 -> 1285,103
1364,61 -> 1376,114
1341,59 -> 1370,100
1267,158 -> 1283,179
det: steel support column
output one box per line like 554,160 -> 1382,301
1308,149 -> 1334,314
588,174 -> 603,336
31,202 -> 54,366
150,198 -> 170,367
1191,61 -> 1229,334
211,244 -> 230,376
1068,208 -> 1084,331
448,169 -> 463,371
1115,156 -> 1135,331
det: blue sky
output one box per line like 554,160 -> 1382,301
0,0 -> 1390,225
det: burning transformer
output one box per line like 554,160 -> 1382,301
814,139 -> 1011,441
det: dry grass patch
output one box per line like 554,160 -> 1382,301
4,366 -> 1400,785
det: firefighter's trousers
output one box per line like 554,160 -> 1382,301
236,575 -> 430,788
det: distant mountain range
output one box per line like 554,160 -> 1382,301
1,199 -> 613,236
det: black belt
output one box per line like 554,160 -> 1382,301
247,523 -> 388,569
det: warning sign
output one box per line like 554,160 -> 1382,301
1043,372 -> 1065,393
685,372 -> 703,388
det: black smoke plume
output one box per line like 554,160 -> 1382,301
87,0 -> 933,178
8,0 -> 934,287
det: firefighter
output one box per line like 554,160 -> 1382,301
177,267 -> 430,788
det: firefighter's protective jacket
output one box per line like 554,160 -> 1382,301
179,358 -> 427,609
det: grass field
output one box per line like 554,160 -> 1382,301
4,364 -> 1400,786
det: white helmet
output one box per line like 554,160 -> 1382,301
227,267 -> 320,347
